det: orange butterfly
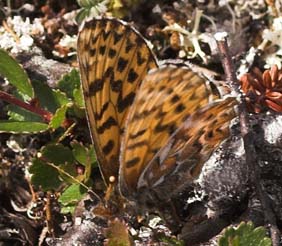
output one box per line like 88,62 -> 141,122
77,17 -> 237,215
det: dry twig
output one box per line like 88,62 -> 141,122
215,32 -> 281,246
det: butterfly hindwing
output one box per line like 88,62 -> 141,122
137,97 -> 237,201
119,66 -> 235,198
77,18 -> 158,183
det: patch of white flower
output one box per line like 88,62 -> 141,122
0,16 -> 44,53
262,17 -> 282,69
59,35 -> 77,49
263,17 -> 282,46
54,34 -> 77,57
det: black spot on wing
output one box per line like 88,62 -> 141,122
117,57 -> 128,72
102,140 -> 114,155
126,157 -> 140,168
84,21 -> 93,29
127,69 -> 138,83
113,31 -> 124,44
125,38 -> 135,53
94,102 -> 109,120
99,20 -> 107,28
97,116 -> 118,134
135,35 -> 145,46
110,79 -> 122,92
127,140 -> 148,150
117,92 -> 136,113
175,103 -> 185,113
99,45 -> 106,55
101,30 -> 111,41
88,79 -> 104,96
154,122 -> 176,134
129,129 -> 146,139
108,48 -> 117,58
136,51 -> 146,65
104,67 -> 114,78
89,48 -> 96,56
171,95 -> 180,103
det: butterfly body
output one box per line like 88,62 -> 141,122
78,17 -> 237,224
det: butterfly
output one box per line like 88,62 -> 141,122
77,17 -> 237,213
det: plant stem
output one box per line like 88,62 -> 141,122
215,32 -> 281,246
0,90 -> 53,122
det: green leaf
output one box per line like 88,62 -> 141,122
71,142 -> 96,166
77,0 -> 102,8
32,80 -> 69,113
29,158 -> 62,191
72,104 -> 86,119
59,184 -> 88,214
0,121 -> 48,133
76,8 -> 90,24
49,103 -> 70,129
57,69 -> 81,99
60,204 -> 76,214
52,89 -> 70,106
75,0 -> 108,23
219,221 -> 272,246
71,142 -> 96,182
0,49 -> 34,98
73,88 -> 84,108
42,143 -> 74,165
6,104 -> 43,122
160,236 -> 184,246
59,183 -> 87,205
58,162 -> 77,184
29,144 -> 89,191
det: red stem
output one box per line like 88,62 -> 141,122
0,90 -> 53,122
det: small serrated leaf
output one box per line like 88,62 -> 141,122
32,81 -> 69,114
52,89 -> 70,106
57,69 -> 81,99
71,142 -> 95,166
73,88 -> 84,108
29,158 -> 62,191
218,221 -> 272,246
59,183 -> 87,206
0,121 -> 48,133
0,49 -> 34,98
49,104 -> 70,129
42,143 -> 74,165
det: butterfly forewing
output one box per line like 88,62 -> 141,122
78,18 -> 157,183
119,66 -> 230,198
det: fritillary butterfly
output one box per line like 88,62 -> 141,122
77,17 -> 237,210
